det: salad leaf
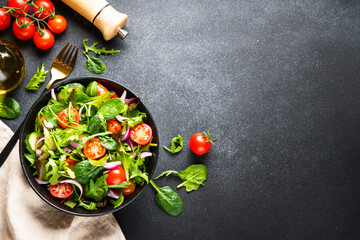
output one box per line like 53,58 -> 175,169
163,135 -> 183,153
84,174 -> 109,201
150,180 -> 183,216
78,200 -> 97,210
99,135 -> 118,150
25,63 -> 48,91
87,91 -> 113,108
109,192 -> 124,208
84,53 -> 106,74
45,159 -> 61,185
24,153 -> 36,167
155,164 -> 207,192
88,113 -> 107,135
0,97 -> 21,119
53,124 -> 87,147
124,110 -> 146,127
41,103 -> 67,127
85,81 -> 98,97
97,98 -> 125,120
72,160 -> 103,185
83,39 -> 121,58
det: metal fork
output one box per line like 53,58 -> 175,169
0,42 -> 79,167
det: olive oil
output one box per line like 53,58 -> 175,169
0,39 -> 25,97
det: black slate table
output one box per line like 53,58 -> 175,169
2,0 -> 360,239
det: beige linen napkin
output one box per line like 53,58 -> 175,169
0,120 -> 126,240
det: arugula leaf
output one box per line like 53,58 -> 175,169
45,159 -> 60,185
97,98 -> 125,120
78,200 -> 97,210
83,39 -> 121,58
84,54 -> 106,74
155,164 -> 207,192
0,97 -> 21,119
84,174 -> 109,201
53,124 -> 87,147
163,135 -> 183,153
25,63 -> 48,90
72,160 -> 103,185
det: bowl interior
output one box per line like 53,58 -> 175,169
19,77 -> 159,216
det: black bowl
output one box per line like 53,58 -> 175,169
19,77 -> 159,216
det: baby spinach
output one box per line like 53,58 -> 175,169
155,164 -> 208,192
163,135 -> 183,153
85,81 -> 98,97
72,160 -> 103,185
97,98 -> 125,120
88,113 -> 107,134
150,180 -> 183,216
84,54 -> 106,74
99,135 -> 118,150
0,97 -> 21,119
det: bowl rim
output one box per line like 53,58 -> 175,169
19,76 -> 159,216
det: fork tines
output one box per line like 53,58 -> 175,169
55,42 -> 79,69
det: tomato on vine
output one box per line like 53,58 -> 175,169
47,15 -> 67,33
0,8 -> 11,31
12,17 -> 35,40
33,0 -> 54,19
7,0 -> 30,17
189,129 -> 218,155
33,28 -> 54,50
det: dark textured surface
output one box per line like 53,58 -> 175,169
2,0 -> 360,239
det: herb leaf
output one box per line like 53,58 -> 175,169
25,63 -> 48,90
163,135 -> 183,153
83,39 -> 121,58
0,97 -> 20,119
150,180 -> 183,216
84,54 -> 106,74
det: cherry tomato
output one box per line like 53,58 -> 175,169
107,119 -> 121,134
122,180 -> 136,196
7,0 -> 30,17
97,82 -> 108,96
106,166 -> 126,185
49,182 -> 73,199
47,15 -> 67,33
57,107 -> 80,128
130,123 -> 152,145
0,8 -> 10,31
110,91 -> 119,98
12,17 -> 35,40
33,0 -> 54,19
84,137 -> 106,160
66,157 -> 78,169
33,28 -> 55,50
189,133 -> 211,155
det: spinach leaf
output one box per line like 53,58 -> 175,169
97,98 -> 125,120
109,192 -> 124,208
163,135 -> 183,153
85,81 -> 98,97
125,110 -> 146,127
25,63 -> 48,91
84,174 -> 109,201
41,103 -> 67,127
84,53 -> 106,74
88,113 -> 107,134
150,180 -> 183,216
87,91 -> 113,108
0,97 -> 21,119
72,160 -> 103,185
155,164 -> 207,192
75,92 -> 95,103
99,135 -> 118,150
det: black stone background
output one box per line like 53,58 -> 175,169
2,0 -> 360,239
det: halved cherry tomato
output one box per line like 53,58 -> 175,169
106,166 -> 126,185
97,83 -> 108,96
12,17 -> 35,40
84,137 -> 106,160
122,180 -> 136,196
110,91 -> 119,98
49,182 -> 73,199
66,157 -> 78,169
57,107 -> 80,128
38,115 -> 46,131
0,8 -> 11,31
47,15 -> 67,33
107,119 -> 121,134
130,123 -> 152,145
33,0 -> 54,19
33,28 -> 55,50
7,0 -> 30,17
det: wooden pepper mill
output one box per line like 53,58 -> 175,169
61,0 -> 128,40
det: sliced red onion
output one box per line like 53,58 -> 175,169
63,147 -> 72,153
127,139 -> 135,156
120,90 -> 127,100
120,126 -> 131,142
107,189 -> 120,199
51,89 -> 57,101
78,105 -> 85,120
103,161 -> 122,170
35,178 -> 49,184
43,119 -> 54,130
115,115 -> 129,123
125,98 -> 136,105
36,136 -> 45,148
69,142 -> 83,150
140,152 -> 152,159
60,179 -> 83,200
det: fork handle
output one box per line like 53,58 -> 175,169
61,0 -> 128,40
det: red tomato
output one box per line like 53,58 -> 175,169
12,17 -> 35,40
109,91 -> 119,98
7,0 -> 30,17
57,107 -> 80,128
122,180 -> 136,196
97,82 -> 108,96
49,182 -> 73,199
33,0 -> 54,19
47,15 -> 67,33
0,8 -> 10,31
189,133 -> 211,155
107,119 -> 121,134
106,166 -> 126,185
66,157 -> 78,169
84,137 -> 106,160
130,123 -> 152,145
33,29 -> 55,50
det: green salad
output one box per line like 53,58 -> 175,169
24,81 -> 156,210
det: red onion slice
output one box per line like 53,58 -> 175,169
115,115 -> 129,123
78,105 -> 85,120
69,142 -> 83,150
60,179 -> 83,200
35,178 -> 49,184
140,152 -> 152,159
125,98 -> 136,105
63,147 -> 72,153
127,139 -> 135,156
43,119 -> 54,130
120,126 -> 131,142
120,90 -> 127,100
51,89 -> 57,101
103,161 -> 122,169
107,189 -> 120,199
36,136 -> 45,149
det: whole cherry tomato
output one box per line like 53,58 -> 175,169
106,166 -> 126,186
0,8 -> 10,31
189,129 -> 218,155
122,180 -> 136,196
33,0 -> 54,19
12,17 -> 35,40
7,0 -> 30,17
47,15 -> 67,33
33,28 -> 55,50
